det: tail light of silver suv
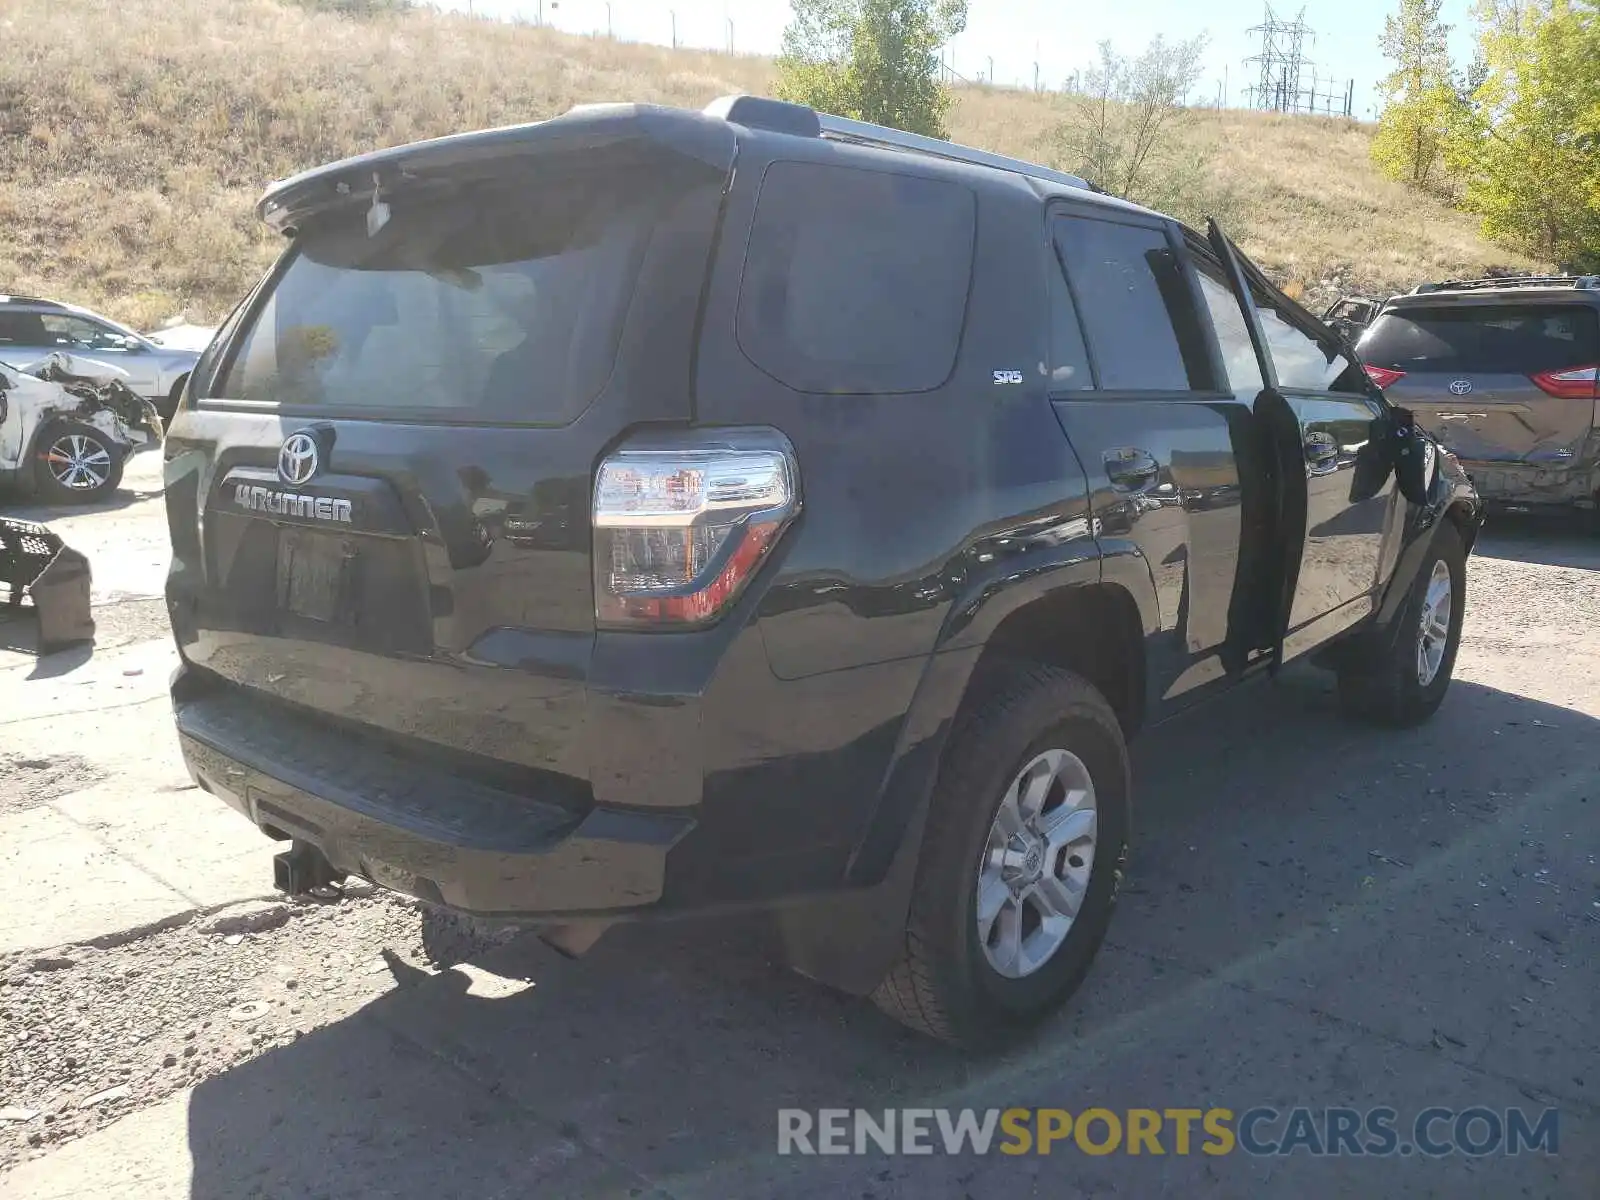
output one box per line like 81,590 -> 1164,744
1530,364 -> 1600,399
592,428 -> 800,627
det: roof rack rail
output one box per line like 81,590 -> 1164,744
1411,274 -> 1597,294
701,94 -> 1091,190
814,112 -> 1090,190
0,294 -> 65,308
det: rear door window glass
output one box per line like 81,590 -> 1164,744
216,147 -> 712,423
1045,248 -> 1094,391
1253,296 -> 1351,391
1053,216 -> 1205,390
0,312 -> 47,347
1359,304 -> 1600,374
1194,267 -> 1263,393
736,161 -> 976,394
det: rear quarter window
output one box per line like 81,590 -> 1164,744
735,161 -> 976,394
1360,303 -> 1600,374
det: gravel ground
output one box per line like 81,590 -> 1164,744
0,890 -> 509,1170
0,753 -> 106,814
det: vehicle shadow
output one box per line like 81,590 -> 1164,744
1,483 -> 161,522
184,670 -> 1600,1199
1473,509 -> 1600,570
0,609 -> 97,674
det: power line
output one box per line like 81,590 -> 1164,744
1242,3 -> 1352,117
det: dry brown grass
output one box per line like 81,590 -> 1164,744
1,0 -> 1541,328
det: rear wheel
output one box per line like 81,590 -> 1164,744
1336,524 -> 1466,727
871,661 -> 1131,1046
34,422 -> 124,504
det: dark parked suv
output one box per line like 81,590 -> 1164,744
163,95 -> 1483,1045
1358,275 -> 1600,513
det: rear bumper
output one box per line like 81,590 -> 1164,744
174,682 -> 694,918
1456,458 -> 1597,508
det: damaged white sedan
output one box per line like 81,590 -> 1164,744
0,351 -> 163,503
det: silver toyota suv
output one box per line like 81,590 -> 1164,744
0,294 -> 200,420
1357,275 -> 1600,515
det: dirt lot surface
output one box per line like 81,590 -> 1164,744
1,451 -> 1596,1198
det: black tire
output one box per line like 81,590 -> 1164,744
1336,523 -> 1466,727
33,422 -> 125,504
871,661 -> 1131,1047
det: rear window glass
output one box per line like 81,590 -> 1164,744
736,161 -> 975,394
1360,304 -> 1600,374
216,147 -> 713,422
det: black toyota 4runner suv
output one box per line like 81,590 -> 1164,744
164,95 -> 1483,1045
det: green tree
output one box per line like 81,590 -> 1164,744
1448,0 -> 1600,266
1050,35 -> 1214,218
775,0 -> 967,138
1370,0 -> 1460,189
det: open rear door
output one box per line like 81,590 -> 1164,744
1206,219 -> 1308,673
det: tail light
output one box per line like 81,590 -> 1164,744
1530,365 -> 1599,399
593,428 -> 800,628
1364,364 -> 1406,389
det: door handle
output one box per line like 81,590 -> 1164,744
1304,430 -> 1340,474
1104,447 -> 1160,492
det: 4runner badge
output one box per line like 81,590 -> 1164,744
233,483 -> 353,524
232,431 -> 352,523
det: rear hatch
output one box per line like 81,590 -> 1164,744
1358,299 -> 1600,478
164,107 -> 735,785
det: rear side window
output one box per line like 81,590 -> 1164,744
1053,216 -> 1206,390
0,312 -> 48,346
1194,267 -> 1263,393
736,161 -> 976,394
1253,292 -> 1353,391
216,146 -> 716,422
1360,304 -> 1600,374
1045,247 -> 1094,391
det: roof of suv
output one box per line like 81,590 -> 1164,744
1384,275 -> 1600,310
0,295 -> 69,311
257,94 -> 1161,233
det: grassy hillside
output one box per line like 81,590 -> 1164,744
2,0 -> 1541,329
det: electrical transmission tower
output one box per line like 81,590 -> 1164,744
1244,4 -> 1314,113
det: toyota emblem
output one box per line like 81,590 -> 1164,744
278,432 -> 320,486
1448,379 -> 1473,396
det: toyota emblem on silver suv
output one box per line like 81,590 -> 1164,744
1448,379 -> 1474,396
278,432 -> 320,486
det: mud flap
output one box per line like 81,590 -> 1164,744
0,518 -> 95,653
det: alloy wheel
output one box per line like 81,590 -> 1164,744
45,433 -> 113,492
1416,559 -> 1452,686
975,748 -> 1099,979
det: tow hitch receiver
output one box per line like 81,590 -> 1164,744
273,840 -> 347,896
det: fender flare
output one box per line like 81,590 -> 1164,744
776,541 -> 1160,996
1374,465 -> 1482,633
